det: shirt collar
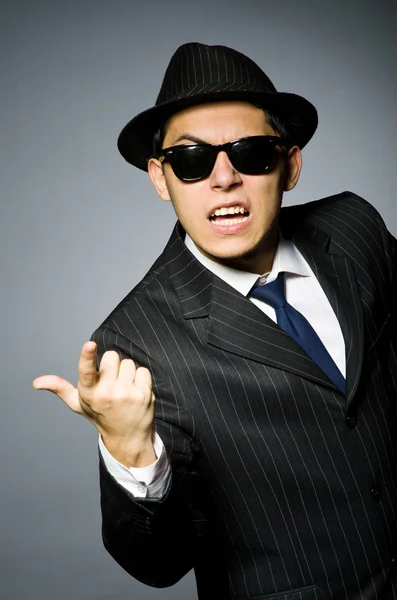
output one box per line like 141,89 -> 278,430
184,232 -> 310,297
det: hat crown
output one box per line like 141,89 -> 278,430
156,42 -> 277,106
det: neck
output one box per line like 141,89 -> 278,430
215,227 -> 279,275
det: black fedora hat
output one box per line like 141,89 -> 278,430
118,42 -> 318,170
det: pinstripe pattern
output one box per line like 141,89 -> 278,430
157,43 -> 277,104
94,192 -> 397,599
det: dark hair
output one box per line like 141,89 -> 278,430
152,120 -> 170,159
152,105 -> 289,159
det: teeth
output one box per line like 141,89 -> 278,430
213,216 -> 249,225
211,206 -> 247,217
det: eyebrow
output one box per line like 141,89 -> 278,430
169,133 -> 208,146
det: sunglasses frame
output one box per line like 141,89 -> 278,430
159,135 -> 288,182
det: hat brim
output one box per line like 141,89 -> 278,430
117,89 -> 318,171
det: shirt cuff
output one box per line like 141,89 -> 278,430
99,432 -> 171,499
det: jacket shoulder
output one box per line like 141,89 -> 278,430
283,190 -> 383,223
282,190 -> 390,242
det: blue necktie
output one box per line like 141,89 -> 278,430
250,272 -> 345,392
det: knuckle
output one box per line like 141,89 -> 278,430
111,389 -> 128,404
79,369 -> 93,381
95,386 -> 113,405
121,358 -> 135,366
101,350 -> 120,365
132,389 -> 145,403
137,365 -> 150,375
98,382 -> 127,404
133,387 -> 152,405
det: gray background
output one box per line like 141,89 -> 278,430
1,0 -> 396,598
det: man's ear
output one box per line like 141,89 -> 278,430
148,158 -> 172,202
284,146 -> 302,191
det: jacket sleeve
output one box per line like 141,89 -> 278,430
91,323 -> 215,588
342,191 -> 396,308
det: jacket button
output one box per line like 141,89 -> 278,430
370,484 -> 382,500
392,556 -> 396,566
346,414 -> 357,428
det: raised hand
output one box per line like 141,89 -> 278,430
33,341 -> 157,467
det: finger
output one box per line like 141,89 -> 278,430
98,350 -> 122,381
134,366 -> 153,395
32,375 -> 83,414
117,358 -> 137,382
78,341 -> 99,388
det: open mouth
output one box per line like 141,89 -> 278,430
209,206 -> 250,226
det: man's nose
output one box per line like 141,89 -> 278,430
209,151 -> 242,190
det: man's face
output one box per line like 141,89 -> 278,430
148,101 -> 302,274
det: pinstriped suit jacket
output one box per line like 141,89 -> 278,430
93,192 -> 397,600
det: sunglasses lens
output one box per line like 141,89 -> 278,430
172,146 -> 214,181
231,137 -> 278,174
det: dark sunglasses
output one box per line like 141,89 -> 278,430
159,135 -> 288,182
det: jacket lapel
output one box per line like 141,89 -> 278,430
292,230 -> 364,403
164,220 -> 364,400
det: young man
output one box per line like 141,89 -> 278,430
34,43 -> 397,599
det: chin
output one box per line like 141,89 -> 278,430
206,243 -> 254,262
222,236 -> 277,272
211,246 -> 260,268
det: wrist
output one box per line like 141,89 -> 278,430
101,432 -> 156,468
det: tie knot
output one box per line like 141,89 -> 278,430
250,272 -> 286,310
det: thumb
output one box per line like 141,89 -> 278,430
32,375 -> 83,415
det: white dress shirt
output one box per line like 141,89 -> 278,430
100,232 -> 346,498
